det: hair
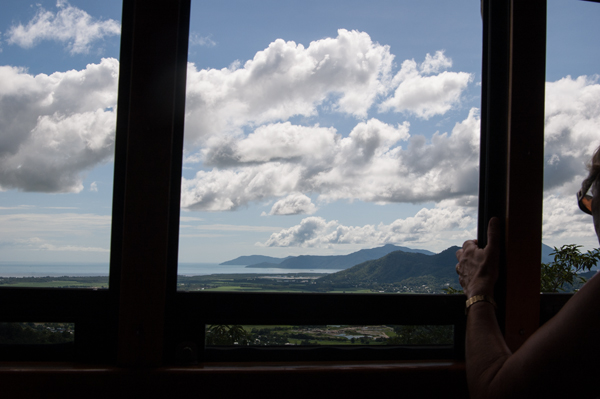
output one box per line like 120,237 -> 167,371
581,145 -> 600,195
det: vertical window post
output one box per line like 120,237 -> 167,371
113,0 -> 190,366
504,0 -> 546,350
479,0 -> 546,352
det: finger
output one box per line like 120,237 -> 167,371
456,248 -> 462,261
486,217 -> 501,257
455,263 -> 460,273
462,239 -> 477,250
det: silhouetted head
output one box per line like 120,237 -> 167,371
579,145 -> 600,243
580,146 -> 600,198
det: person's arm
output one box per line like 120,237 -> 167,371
456,218 -> 600,399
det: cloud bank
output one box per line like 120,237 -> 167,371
259,198 -> 477,251
5,0 -> 120,54
379,51 -> 472,118
0,58 -> 118,192
179,32 -> 478,212
2,22 -> 600,251
267,193 -> 317,216
184,29 -> 397,145
181,111 -> 480,211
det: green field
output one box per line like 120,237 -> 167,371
0,276 -> 108,289
0,272 -> 440,294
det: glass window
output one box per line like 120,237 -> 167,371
0,0 -> 568,368
542,0 -> 600,274
205,324 -> 453,346
0,1 -> 122,285
0,322 -> 74,345
178,0 -> 482,293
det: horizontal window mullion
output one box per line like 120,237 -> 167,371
204,345 -> 455,362
0,288 -> 111,322
173,293 -> 465,326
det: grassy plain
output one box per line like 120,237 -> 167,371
0,272 -> 431,294
0,276 -> 108,289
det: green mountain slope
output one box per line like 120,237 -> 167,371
317,246 -> 461,287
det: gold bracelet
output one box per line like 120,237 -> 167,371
465,295 -> 497,315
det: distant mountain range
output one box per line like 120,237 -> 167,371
217,243 -> 573,292
220,244 -> 434,270
541,243 -> 555,264
219,255 -> 290,266
221,243 -> 557,271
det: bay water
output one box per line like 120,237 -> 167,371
0,262 -> 339,277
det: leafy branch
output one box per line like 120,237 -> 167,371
541,244 -> 600,292
445,244 -> 600,294
205,324 -> 250,345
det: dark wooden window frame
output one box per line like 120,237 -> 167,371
0,0 -> 583,371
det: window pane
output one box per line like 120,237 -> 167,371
542,0 -> 600,277
179,1 -> 482,291
0,322 -> 74,345
205,324 -> 453,346
0,1 -> 122,285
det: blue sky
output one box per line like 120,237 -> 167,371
1,0 -> 599,267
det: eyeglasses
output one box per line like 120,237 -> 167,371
577,188 -> 593,215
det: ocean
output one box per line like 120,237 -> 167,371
0,262 -> 339,277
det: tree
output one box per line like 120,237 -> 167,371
445,244 -> 600,294
442,285 -> 463,294
386,325 -> 453,345
205,325 -> 250,346
541,245 -> 600,292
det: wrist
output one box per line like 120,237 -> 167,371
464,285 -> 494,299
465,294 -> 497,315
466,290 -> 494,298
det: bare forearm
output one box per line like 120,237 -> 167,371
465,301 -> 512,399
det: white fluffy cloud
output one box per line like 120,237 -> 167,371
0,58 -> 118,192
542,192 -> 599,250
201,122 -> 340,167
183,35 -> 473,148
268,193 -> 317,215
184,29 -> 395,145
5,0 -> 120,54
259,198 -> 477,251
252,186 -> 598,251
179,34 -> 478,213
3,20 -> 599,254
181,110 -> 479,211
379,51 -> 472,118
544,75 -> 600,190
1,29 -> 476,199
180,70 -> 600,226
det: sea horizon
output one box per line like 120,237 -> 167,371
0,261 -> 339,277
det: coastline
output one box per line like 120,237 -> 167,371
0,262 -> 339,277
